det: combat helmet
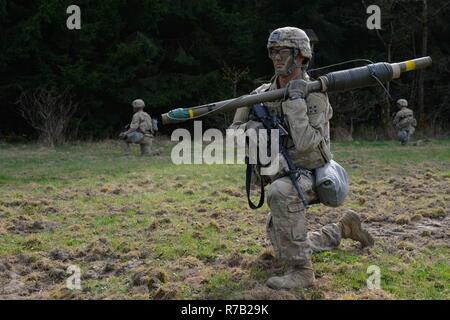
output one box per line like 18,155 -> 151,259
396,99 -> 408,107
132,99 -> 145,109
267,27 -> 312,76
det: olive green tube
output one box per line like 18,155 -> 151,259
162,56 -> 432,124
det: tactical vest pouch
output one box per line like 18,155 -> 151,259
314,160 -> 348,207
398,117 -> 413,129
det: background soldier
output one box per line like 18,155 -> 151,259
393,99 -> 417,145
230,27 -> 374,290
119,99 -> 158,156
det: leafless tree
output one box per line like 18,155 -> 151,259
217,64 -> 250,128
15,87 -> 78,147
222,64 -> 250,98
329,88 -> 380,140
361,0 -> 402,129
396,0 -> 450,126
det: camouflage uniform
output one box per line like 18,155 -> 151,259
393,100 -> 416,145
230,27 -> 373,290
121,99 -> 155,156
231,74 -> 342,265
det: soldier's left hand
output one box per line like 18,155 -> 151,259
119,132 -> 126,139
287,79 -> 309,100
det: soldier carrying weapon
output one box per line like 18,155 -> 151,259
229,27 -> 374,290
119,99 -> 159,156
161,28 -> 431,290
393,99 -> 417,145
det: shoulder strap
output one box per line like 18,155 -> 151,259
246,162 -> 265,209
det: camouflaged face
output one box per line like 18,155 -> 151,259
267,27 -> 312,59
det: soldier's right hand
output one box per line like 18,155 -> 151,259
287,79 -> 309,100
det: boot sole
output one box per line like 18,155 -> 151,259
346,211 -> 375,248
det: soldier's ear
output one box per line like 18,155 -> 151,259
296,53 -> 304,65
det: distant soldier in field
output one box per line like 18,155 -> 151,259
393,99 -> 417,145
229,27 -> 374,290
119,99 -> 158,156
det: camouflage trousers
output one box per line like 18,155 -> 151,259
397,126 -> 415,145
266,172 -> 342,267
122,135 -> 154,156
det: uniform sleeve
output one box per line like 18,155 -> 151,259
125,113 -> 140,134
393,112 -> 400,126
229,107 -> 250,130
282,95 -> 327,152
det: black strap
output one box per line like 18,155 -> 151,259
244,103 -> 309,210
246,162 -> 265,209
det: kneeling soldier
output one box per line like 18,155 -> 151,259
120,99 -> 158,156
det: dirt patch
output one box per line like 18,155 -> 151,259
368,215 -> 449,248
82,260 -> 124,280
153,209 -> 168,216
0,253 -> 70,299
417,208 -> 447,219
128,266 -> 169,297
244,248 -> 284,272
79,238 -> 118,262
153,284 -> 180,300
225,252 -> 244,268
1,199 -> 49,208
176,256 -> 205,270
49,249 -> 71,261
221,188 -> 243,197
394,214 -> 411,225
339,289 -> 394,300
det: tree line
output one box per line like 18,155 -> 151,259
0,0 -> 449,144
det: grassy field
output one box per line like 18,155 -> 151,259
0,137 -> 449,299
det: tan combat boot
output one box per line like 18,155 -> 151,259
121,141 -> 132,156
140,143 -> 153,156
338,210 -> 374,248
140,136 -> 160,156
266,261 -> 315,290
140,146 -> 161,156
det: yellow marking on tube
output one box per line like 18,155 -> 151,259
405,60 -> 416,71
188,108 -> 194,118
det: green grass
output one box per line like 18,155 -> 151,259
313,244 -> 449,299
0,138 -> 449,299
205,271 -> 245,299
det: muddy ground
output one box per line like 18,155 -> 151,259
0,139 -> 448,299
